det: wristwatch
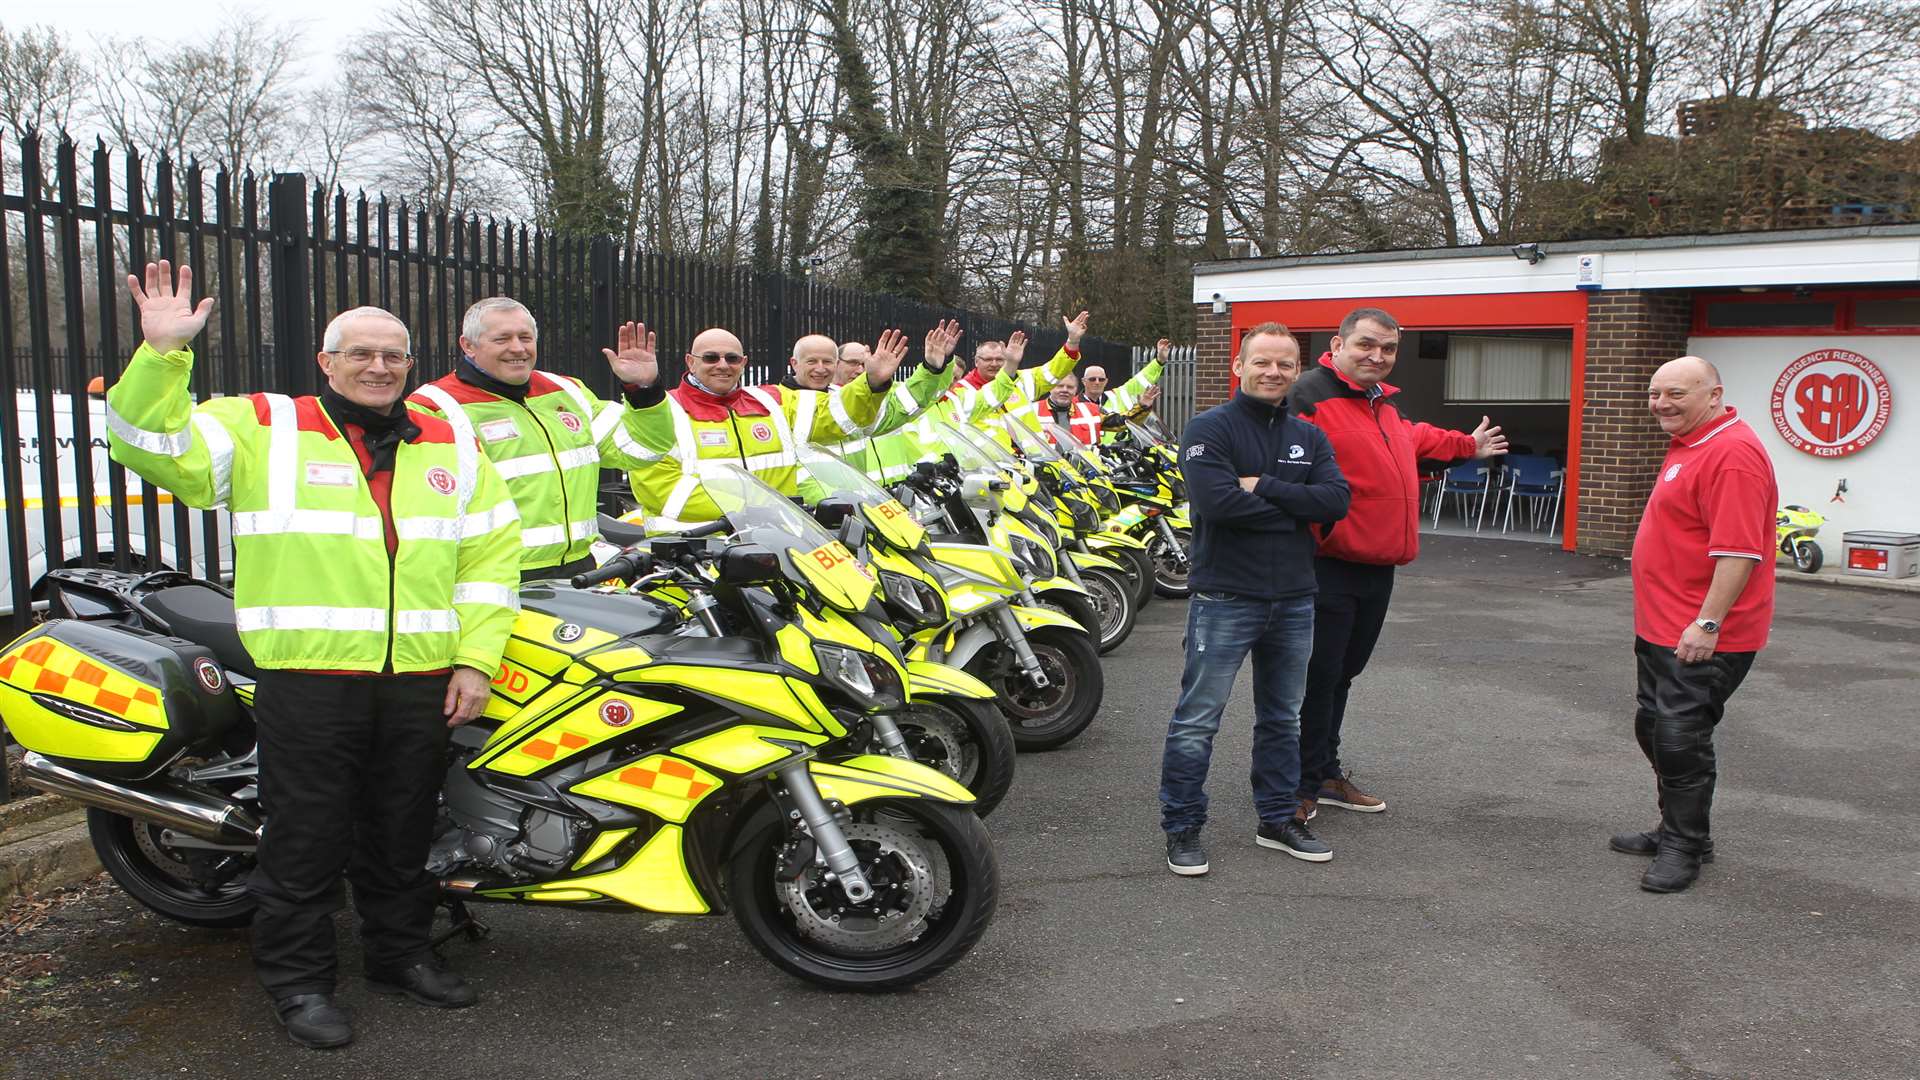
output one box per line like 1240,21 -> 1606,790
1693,618 -> 1721,634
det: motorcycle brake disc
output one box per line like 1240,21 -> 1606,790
777,821 -> 941,952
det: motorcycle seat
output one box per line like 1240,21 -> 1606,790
141,585 -> 258,678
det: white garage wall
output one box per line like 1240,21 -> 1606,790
1688,334 -> 1920,566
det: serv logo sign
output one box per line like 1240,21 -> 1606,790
1770,348 -> 1893,458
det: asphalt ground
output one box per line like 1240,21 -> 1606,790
2,535 -> 1917,1079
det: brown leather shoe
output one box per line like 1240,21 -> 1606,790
1293,797 -> 1318,823
1317,772 -> 1386,813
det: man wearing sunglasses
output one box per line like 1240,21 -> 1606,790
617,324 -> 910,530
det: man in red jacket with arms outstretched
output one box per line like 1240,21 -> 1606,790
1287,308 -> 1507,823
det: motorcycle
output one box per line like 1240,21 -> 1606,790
3,464 -> 997,991
603,455 -> 1018,817
1102,419 -> 1193,599
1776,504 -> 1826,572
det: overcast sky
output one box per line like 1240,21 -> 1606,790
0,1 -> 381,75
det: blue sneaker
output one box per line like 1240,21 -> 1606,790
1166,829 -> 1209,876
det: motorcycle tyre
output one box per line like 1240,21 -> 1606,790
1149,527 -> 1193,599
727,798 -> 998,991
87,809 -> 256,928
992,626 -> 1104,752
1109,545 -> 1156,610
1793,540 -> 1823,573
1035,589 -> 1102,644
1077,565 -> 1138,655
894,696 -> 1016,817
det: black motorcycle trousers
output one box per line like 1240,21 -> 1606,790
1631,638 -> 1756,855
248,670 -> 452,998
1296,558 -> 1396,799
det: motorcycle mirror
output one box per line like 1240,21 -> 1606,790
814,495 -> 858,530
719,543 -> 783,585
838,513 -> 868,552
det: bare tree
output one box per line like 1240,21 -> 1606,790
340,37 -> 514,214
95,17 -> 301,177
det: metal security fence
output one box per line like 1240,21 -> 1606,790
1140,343 -> 1197,436
0,132 -> 1139,633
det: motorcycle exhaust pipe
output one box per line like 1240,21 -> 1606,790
20,752 -> 263,846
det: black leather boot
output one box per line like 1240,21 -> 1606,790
367,961 -> 479,1008
1609,827 -> 1715,862
275,994 -> 354,1049
1640,840 -> 1703,893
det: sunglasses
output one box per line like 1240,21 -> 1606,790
692,351 -> 748,365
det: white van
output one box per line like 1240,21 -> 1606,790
3,388 -> 232,617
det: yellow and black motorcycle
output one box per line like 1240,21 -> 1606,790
2,465 -> 997,991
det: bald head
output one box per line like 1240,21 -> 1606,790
687,327 -> 749,395
1081,365 -> 1108,398
1648,355 -> 1726,438
790,333 -> 838,390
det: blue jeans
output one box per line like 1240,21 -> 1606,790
1159,592 -> 1314,833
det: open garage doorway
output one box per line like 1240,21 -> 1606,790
1301,328 -> 1574,544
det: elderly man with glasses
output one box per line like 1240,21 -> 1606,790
617,324 -> 905,530
104,263 -> 521,1048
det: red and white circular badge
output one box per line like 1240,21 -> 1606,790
750,422 -> 773,443
557,411 -> 583,433
425,466 -> 459,495
600,699 -> 634,728
1770,349 -> 1893,458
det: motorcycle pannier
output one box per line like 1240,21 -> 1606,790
0,620 -> 242,779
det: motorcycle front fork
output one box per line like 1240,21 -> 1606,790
1154,517 -> 1189,567
775,764 -> 875,903
989,604 -> 1052,689
868,714 -> 913,758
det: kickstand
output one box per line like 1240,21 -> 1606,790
431,898 -> 491,951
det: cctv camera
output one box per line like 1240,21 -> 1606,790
1511,243 -> 1544,265
1210,292 -> 1227,315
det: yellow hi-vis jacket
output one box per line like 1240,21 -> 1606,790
104,343 -> 522,674
942,346 -> 1081,438
624,376 -> 885,531
409,365 -> 658,570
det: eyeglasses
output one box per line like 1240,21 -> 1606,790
327,347 -> 415,368
692,351 -> 748,365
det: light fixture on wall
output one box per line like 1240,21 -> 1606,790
1510,242 -> 1545,265
1211,292 -> 1228,315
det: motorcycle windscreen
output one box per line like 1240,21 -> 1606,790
795,444 -> 927,553
701,464 -> 877,611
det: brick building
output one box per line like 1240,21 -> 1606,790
1190,225 -> 1920,559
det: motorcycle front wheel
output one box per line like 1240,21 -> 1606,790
984,625 -> 1104,751
1793,539 -> 1823,573
728,798 -> 998,991
891,696 -> 1016,816
1147,527 -> 1193,599
1076,565 -> 1139,654
88,809 -> 256,928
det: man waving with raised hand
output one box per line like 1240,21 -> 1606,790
107,262 -> 520,1049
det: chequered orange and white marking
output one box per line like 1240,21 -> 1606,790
0,637 -> 166,727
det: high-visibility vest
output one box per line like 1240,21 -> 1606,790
409,369 -> 656,571
105,344 -> 522,674
625,378 -> 883,532
802,361 -> 959,476
1034,398 -> 1105,445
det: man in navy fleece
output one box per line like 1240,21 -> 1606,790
1159,322 -> 1349,876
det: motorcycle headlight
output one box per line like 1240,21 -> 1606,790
878,570 -> 947,629
1009,535 -> 1056,581
813,643 -> 905,712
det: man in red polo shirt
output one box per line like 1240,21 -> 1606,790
1615,355 -> 1776,893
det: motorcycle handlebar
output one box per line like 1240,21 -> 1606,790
570,518 -> 734,588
